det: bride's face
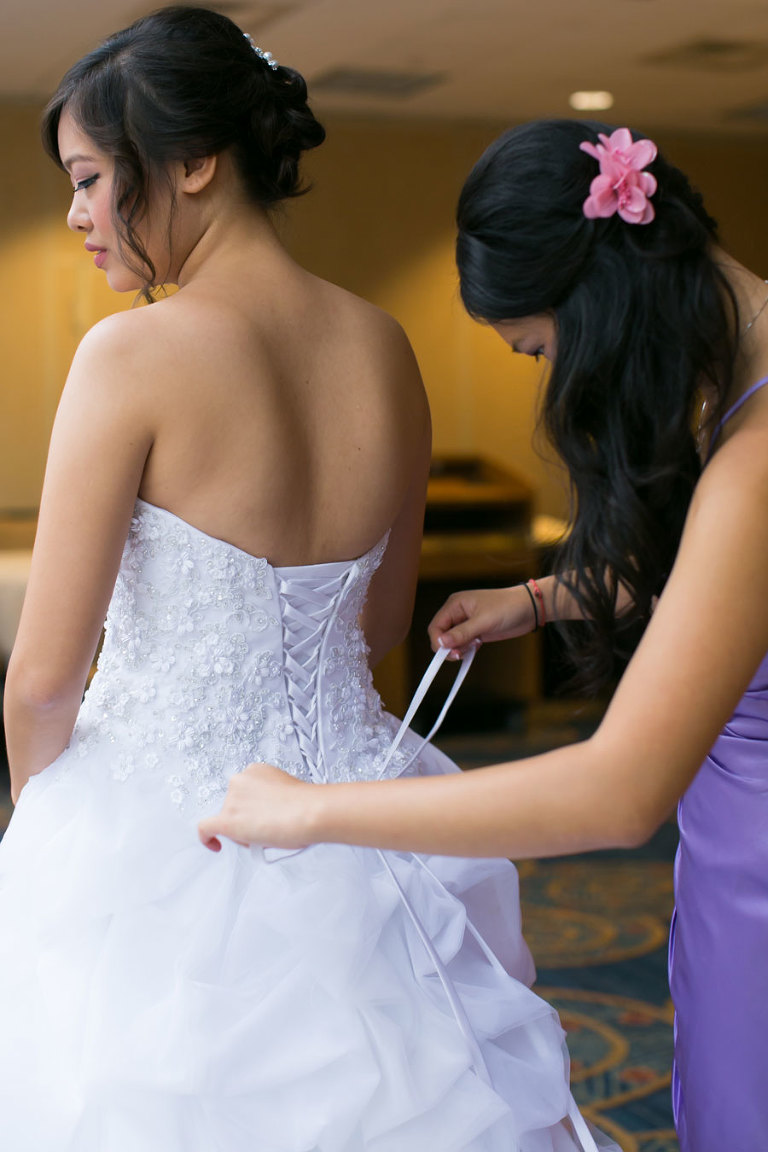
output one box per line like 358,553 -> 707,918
58,107 -> 173,292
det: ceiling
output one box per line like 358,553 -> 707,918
2,0 -> 768,134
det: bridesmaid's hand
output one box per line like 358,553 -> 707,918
197,763 -> 317,852
428,585 -> 537,658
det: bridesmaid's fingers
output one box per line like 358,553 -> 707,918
428,597 -> 473,650
435,631 -> 476,658
197,818 -> 224,851
198,811 -> 248,850
198,763 -> 298,851
435,621 -> 485,653
198,818 -> 249,850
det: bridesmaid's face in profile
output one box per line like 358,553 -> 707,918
490,315 -> 557,364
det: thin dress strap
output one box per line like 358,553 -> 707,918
707,375 -> 768,459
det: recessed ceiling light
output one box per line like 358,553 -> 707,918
569,90 -> 615,111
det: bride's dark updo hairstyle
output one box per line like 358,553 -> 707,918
41,5 -> 325,289
457,119 -> 738,688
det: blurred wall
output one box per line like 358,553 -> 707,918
0,102 -> 134,510
2,100 -> 767,516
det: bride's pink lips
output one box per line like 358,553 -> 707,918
84,243 -> 107,269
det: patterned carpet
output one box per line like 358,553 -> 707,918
0,711 -> 679,1151
523,853 -> 678,1152
436,722 -> 679,1152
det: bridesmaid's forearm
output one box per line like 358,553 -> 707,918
311,741 -> 646,859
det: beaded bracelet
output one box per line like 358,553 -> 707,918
527,578 -> 546,628
522,581 -> 539,631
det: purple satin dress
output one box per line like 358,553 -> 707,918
669,376 -> 768,1150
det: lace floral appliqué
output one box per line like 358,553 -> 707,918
69,505 -> 400,812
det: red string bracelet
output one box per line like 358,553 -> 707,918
527,578 -> 546,627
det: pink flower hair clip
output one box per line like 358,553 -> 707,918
579,127 -> 658,225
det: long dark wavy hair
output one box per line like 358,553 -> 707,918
457,119 -> 738,690
41,5 -> 325,293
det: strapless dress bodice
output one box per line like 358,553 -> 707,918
70,499 -> 406,812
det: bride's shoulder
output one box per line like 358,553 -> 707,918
314,280 -> 423,386
74,298 -> 181,356
304,275 -> 407,343
72,294 -> 219,375
58,301 -> 214,431
66,308 -> 165,390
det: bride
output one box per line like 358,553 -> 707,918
0,7 -> 616,1150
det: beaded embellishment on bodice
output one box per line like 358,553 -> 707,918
70,500 -> 400,813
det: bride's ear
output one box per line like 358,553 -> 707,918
179,154 -> 218,194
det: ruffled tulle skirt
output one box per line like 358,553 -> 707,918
0,743 -> 617,1151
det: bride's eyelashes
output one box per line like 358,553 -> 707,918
73,175 -> 99,192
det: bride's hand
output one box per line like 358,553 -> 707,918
428,585 -> 538,658
197,763 -> 317,852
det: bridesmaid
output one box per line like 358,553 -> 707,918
200,120 -> 768,1151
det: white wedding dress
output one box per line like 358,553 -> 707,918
0,499 -> 617,1152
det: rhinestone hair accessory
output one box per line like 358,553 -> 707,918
243,33 -> 279,69
579,127 -> 658,225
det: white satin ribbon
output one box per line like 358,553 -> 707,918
262,644 -> 477,863
259,642 -> 602,1150
373,642 -> 477,780
567,1099 -> 602,1152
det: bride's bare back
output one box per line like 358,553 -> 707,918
137,243 -> 428,567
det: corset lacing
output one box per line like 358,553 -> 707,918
277,566 -> 353,782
